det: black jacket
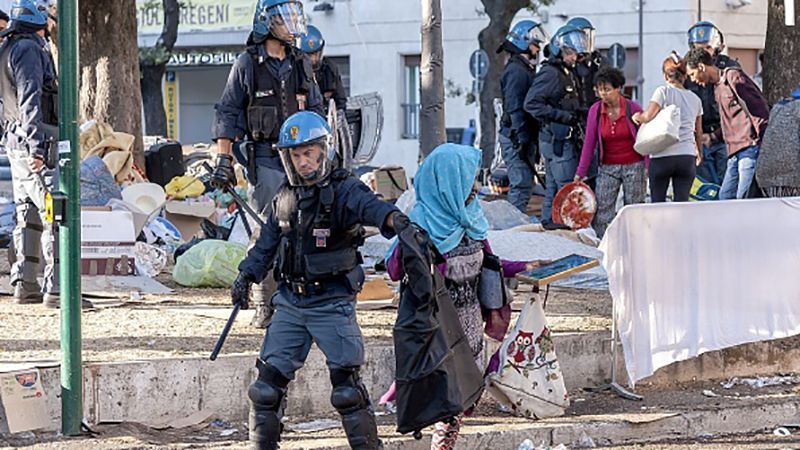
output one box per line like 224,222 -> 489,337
524,59 -> 581,126
499,55 -> 538,146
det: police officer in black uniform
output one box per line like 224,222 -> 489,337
212,0 -> 322,328
232,111 -> 407,450
524,25 -> 587,227
685,20 -> 740,185
497,19 -> 546,214
300,25 -> 347,115
0,0 -> 59,305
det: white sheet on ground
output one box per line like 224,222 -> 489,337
600,198 -> 800,385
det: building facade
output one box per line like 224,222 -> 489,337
135,0 -> 767,176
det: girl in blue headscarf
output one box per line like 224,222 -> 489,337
383,144 -> 547,450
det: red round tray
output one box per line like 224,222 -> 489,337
552,181 -> 597,230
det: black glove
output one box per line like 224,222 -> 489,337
389,211 -> 411,236
231,272 -> 253,310
212,154 -> 236,190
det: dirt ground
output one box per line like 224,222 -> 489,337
0,269 -> 611,363
2,381 -> 799,449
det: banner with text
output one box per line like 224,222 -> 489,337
137,0 -> 255,34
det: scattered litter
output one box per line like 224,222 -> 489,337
517,440 -> 567,450
702,389 -> 718,397
573,398 -> 586,403
287,419 -> 341,433
219,429 -> 238,437
576,430 -> 596,448
382,401 -> 397,415
134,242 -> 168,277
774,427 -> 792,437
144,409 -> 213,429
497,403 -> 513,413
722,375 -> 800,389
517,439 -> 535,450
209,419 -> 228,428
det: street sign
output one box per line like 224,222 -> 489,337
608,43 -> 626,69
469,49 -> 489,79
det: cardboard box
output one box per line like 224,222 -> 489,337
164,200 -> 217,240
373,166 -> 407,200
81,209 -> 136,275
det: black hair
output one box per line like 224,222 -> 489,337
593,66 -> 626,89
0,10 -> 9,22
685,47 -> 714,69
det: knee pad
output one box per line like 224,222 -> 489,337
248,362 -> 289,410
330,368 -> 367,414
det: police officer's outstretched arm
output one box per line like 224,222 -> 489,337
232,211 -> 282,309
12,40 -> 48,160
340,178 -> 405,237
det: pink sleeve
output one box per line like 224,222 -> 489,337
576,101 -> 602,178
483,240 -> 528,277
386,245 -> 403,281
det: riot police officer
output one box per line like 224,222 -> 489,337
686,20 -> 739,185
300,25 -> 347,115
232,111 -> 406,450
524,25 -> 587,227
0,0 -> 59,305
212,0 -> 322,327
497,20 -> 546,214
567,17 -> 606,110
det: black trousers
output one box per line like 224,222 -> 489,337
649,155 -> 696,203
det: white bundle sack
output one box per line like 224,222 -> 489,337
633,104 -> 681,156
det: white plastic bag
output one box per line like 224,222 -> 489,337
634,104 -> 681,156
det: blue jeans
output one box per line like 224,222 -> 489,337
696,141 -> 728,185
719,145 -> 759,200
499,134 -> 534,213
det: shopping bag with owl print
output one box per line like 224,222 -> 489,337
486,293 -> 569,419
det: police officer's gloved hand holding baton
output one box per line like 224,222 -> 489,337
211,154 -> 237,190
231,272 -> 254,310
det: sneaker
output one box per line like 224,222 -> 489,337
44,293 -> 94,309
14,282 -> 43,304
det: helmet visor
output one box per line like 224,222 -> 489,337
525,25 -> 549,47
689,24 -> 723,50
269,2 -> 307,38
278,141 -> 333,187
556,31 -> 589,55
584,28 -> 596,53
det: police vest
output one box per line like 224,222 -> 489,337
0,34 -> 58,131
275,169 -> 365,284
245,45 -> 311,143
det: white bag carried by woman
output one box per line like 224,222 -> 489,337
486,294 -> 569,419
633,104 -> 681,156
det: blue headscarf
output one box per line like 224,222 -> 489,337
408,144 -> 489,254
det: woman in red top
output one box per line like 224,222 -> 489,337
574,67 -> 646,238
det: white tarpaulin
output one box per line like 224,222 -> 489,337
601,198 -> 800,385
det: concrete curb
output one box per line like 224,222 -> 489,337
2,332 -> 800,434
290,397 -> 800,449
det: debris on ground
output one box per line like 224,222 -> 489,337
286,419 -> 341,433
703,389 -> 719,397
722,375 -> 800,389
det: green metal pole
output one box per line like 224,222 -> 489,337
58,0 -> 82,436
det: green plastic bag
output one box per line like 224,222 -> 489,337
173,240 -> 247,288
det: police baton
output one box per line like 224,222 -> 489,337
210,302 -> 242,361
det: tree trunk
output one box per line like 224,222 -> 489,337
79,0 -> 145,169
764,0 -> 800,105
140,0 -> 180,137
478,0 -> 531,168
419,0 -> 446,158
